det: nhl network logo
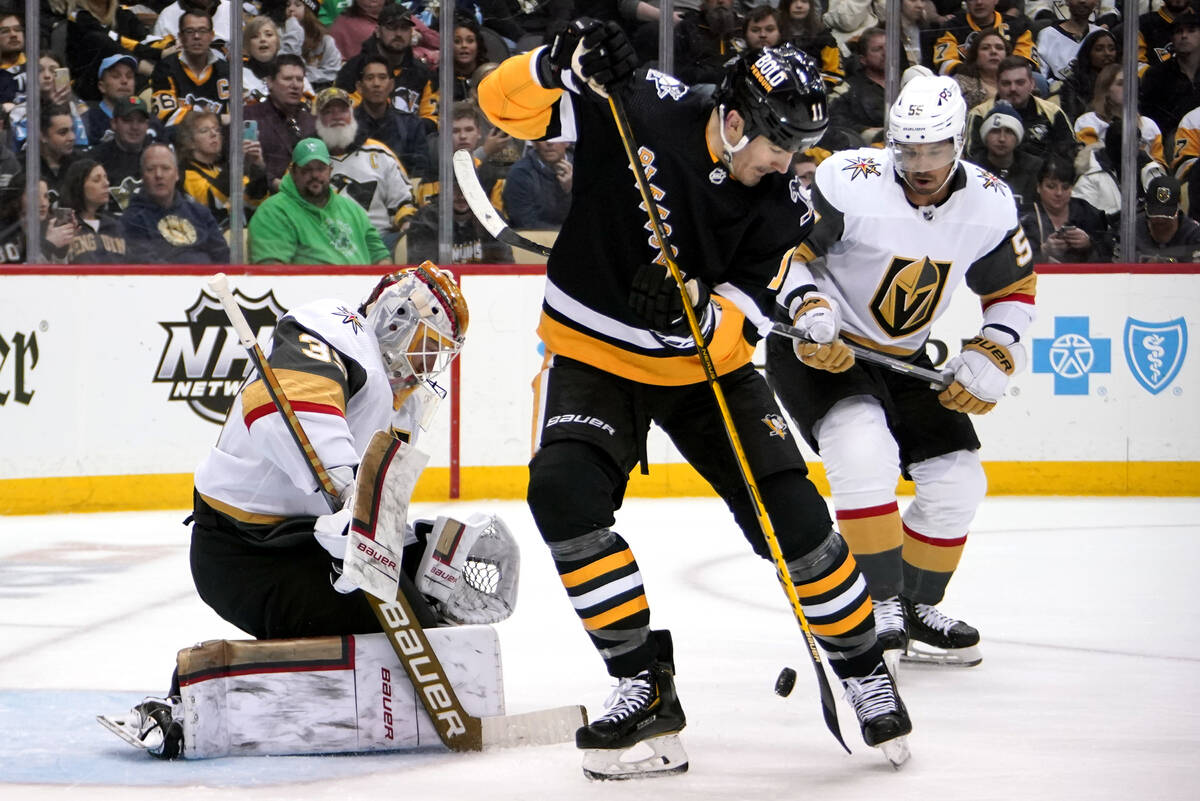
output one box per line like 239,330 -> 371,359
154,288 -> 288,423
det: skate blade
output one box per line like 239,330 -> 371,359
877,735 -> 911,769
581,734 -> 689,781
97,714 -> 151,751
901,641 -> 982,667
883,648 -> 902,680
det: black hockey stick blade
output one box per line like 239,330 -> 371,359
452,149 -> 553,257
815,659 -> 850,754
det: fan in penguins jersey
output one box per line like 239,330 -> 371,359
478,20 -> 911,780
765,71 -> 1037,674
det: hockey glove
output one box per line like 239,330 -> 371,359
628,262 -> 710,335
938,334 -> 1026,415
548,18 -> 637,98
791,292 -> 854,372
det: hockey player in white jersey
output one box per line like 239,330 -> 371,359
765,74 -> 1037,672
101,264 -> 523,759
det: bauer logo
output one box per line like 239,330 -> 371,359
1124,317 -> 1187,395
153,288 -> 288,423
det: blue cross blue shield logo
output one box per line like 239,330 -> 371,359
1124,317 -> 1187,395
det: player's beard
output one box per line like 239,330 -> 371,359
317,116 -> 359,152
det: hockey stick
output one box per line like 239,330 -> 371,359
605,94 -> 848,753
208,273 -> 584,751
768,322 -> 951,390
452,149 -> 554,257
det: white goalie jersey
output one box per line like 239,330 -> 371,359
781,147 -> 1037,356
194,299 -> 433,521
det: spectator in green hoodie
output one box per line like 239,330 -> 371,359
249,137 -> 391,265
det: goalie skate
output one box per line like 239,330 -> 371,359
577,664 -> 688,781
901,598 -> 982,667
97,696 -> 183,759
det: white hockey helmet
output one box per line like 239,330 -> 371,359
886,74 -> 967,176
362,262 -> 469,392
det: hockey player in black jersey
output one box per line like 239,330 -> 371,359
478,20 -> 910,780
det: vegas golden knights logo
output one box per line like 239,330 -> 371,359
870,256 -> 952,338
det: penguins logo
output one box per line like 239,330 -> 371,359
870,256 -> 952,338
762,413 -> 789,439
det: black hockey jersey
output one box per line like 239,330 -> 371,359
150,52 -> 231,127
478,51 -> 812,386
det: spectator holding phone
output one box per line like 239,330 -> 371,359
1019,157 -> 1112,263
60,159 -> 129,264
245,53 -> 317,189
177,109 -> 269,229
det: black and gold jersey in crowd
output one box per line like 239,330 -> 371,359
150,52 -> 231,127
930,11 -> 1038,75
478,51 -> 813,387
182,160 -> 270,229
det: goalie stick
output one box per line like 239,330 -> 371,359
605,93 -> 849,754
208,273 -> 584,751
452,149 -> 553,257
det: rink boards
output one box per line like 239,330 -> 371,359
0,264 -> 1196,512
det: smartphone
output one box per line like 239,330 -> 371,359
51,207 -> 75,226
243,120 -> 258,141
53,67 -> 70,93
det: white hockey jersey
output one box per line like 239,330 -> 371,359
330,139 -> 417,233
195,298 -> 430,521
782,147 -> 1036,355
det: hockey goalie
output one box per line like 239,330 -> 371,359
99,265 -> 575,758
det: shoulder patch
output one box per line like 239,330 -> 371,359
840,154 -> 882,181
644,68 -> 689,101
974,166 -> 1011,196
332,305 -> 364,334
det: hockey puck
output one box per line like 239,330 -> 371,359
774,667 -> 797,697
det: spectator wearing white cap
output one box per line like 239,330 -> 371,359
1136,175 -> 1200,262
970,101 -> 1043,214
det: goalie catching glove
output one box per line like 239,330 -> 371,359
790,291 -> 854,373
938,333 -> 1026,415
416,513 -> 520,625
546,17 -> 637,98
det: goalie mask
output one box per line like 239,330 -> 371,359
361,262 -> 469,393
713,45 -> 828,159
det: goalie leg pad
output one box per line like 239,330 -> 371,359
176,628 -> 504,758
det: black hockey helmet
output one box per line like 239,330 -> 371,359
714,45 -> 828,152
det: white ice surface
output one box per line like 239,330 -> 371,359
1,496 -> 1198,800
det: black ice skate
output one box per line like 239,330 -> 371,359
873,595 -> 907,677
97,696 -> 184,759
577,663 -> 688,780
842,664 -> 911,768
902,597 -> 982,667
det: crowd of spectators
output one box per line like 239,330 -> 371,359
0,0 -> 1197,264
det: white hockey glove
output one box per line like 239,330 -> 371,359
416,513 -> 520,625
938,334 -> 1027,415
791,292 -> 854,373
